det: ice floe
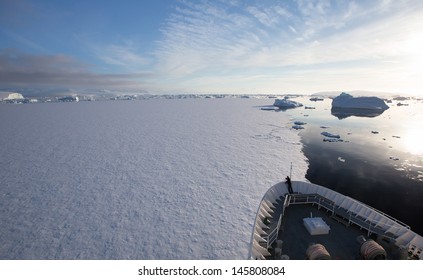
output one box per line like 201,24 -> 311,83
260,106 -> 279,111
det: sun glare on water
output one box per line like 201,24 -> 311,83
402,128 -> 423,156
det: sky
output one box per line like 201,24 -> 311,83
1,0 -> 423,96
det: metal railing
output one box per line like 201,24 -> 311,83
264,214 -> 283,249
283,193 -> 408,238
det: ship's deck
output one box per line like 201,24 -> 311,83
265,197 -> 408,260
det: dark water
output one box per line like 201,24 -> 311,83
282,96 -> 423,236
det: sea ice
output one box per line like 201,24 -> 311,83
0,98 -> 308,260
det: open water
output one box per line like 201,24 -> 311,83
276,96 -> 423,236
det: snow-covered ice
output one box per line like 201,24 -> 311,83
0,98 -> 308,259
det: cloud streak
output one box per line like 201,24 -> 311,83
0,49 -> 145,88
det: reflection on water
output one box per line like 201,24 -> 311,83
331,107 -> 386,119
273,95 -> 423,235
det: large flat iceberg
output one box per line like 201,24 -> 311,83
332,92 -> 389,110
331,92 -> 389,119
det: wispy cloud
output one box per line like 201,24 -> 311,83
2,0 -> 422,94
245,5 -> 292,27
95,42 -> 150,70
152,0 -> 423,93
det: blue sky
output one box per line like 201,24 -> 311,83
1,0 -> 423,95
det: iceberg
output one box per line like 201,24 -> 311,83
331,92 -> 389,119
4,93 -> 24,100
332,92 -> 389,110
273,98 -> 303,109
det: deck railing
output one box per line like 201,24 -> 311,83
250,181 -> 423,260
265,214 -> 283,249
284,193 -> 408,238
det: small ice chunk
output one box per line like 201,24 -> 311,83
310,97 -> 324,101
321,131 -> 340,138
337,157 -> 346,162
292,125 -> 304,130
